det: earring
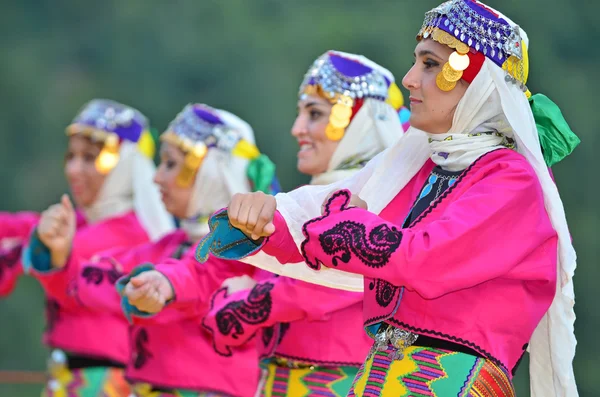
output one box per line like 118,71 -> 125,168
326,95 -> 353,141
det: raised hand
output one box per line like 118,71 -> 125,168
228,192 -> 277,240
37,194 -> 76,268
123,270 -> 174,314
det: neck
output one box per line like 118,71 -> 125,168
83,197 -> 133,224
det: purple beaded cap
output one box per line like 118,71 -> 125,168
418,0 -> 523,68
299,51 -> 392,101
70,99 -> 148,143
165,104 -> 241,152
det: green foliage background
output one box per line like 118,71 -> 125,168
0,1 -> 596,395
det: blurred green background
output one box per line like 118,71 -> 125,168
0,0 -> 596,396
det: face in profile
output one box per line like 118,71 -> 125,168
64,134 -> 107,208
402,39 -> 469,134
291,94 -> 340,176
154,142 -> 194,219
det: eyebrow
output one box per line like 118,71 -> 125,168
298,101 -> 324,110
414,49 -> 443,60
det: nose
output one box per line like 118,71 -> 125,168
64,157 -> 83,180
291,113 -> 309,138
402,64 -> 421,91
153,164 -> 165,186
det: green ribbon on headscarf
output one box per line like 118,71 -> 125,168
529,93 -> 580,167
246,154 -> 278,194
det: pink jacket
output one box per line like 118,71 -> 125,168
0,211 -> 40,296
0,211 -> 89,296
276,149 -> 557,375
69,231 -> 259,396
204,268 -> 371,367
24,211 -> 149,363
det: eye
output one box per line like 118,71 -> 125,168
166,160 -> 177,169
83,153 -> 96,162
65,151 -> 74,162
423,58 -> 440,69
309,110 -> 322,120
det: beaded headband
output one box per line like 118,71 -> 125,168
418,0 -> 529,94
161,104 -> 260,187
299,51 -> 404,141
66,99 -> 153,174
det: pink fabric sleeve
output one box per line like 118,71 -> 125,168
301,163 -> 557,299
129,254 -> 256,325
0,211 -> 40,240
0,244 -> 24,296
201,276 -> 363,356
259,211 -> 304,264
0,211 -> 40,295
74,240 -> 174,314
28,213 -> 150,304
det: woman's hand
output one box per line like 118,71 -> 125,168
228,192 -> 277,240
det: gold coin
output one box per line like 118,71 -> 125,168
329,113 -> 350,129
331,103 -> 352,119
436,72 -> 457,92
337,95 -> 354,107
326,124 -> 345,141
456,42 -> 470,55
449,51 -> 470,71
442,62 -> 463,82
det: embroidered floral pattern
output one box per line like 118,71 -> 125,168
262,322 -> 291,349
262,326 -> 274,348
45,299 -> 60,332
215,282 -> 274,339
369,279 -> 398,308
0,244 -> 22,281
132,328 -> 153,369
318,221 -> 402,268
81,266 -> 123,285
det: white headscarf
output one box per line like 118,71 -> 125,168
180,110 -> 255,242
84,141 -> 175,241
311,99 -> 404,186
310,50 -> 404,186
238,16 -> 577,397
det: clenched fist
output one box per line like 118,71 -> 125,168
228,192 -> 277,240
123,270 -> 174,314
37,194 -> 76,268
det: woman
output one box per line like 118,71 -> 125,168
29,103 -> 278,396
198,3 -> 579,396
133,51 -> 408,396
23,98 -> 174,396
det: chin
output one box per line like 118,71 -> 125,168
73,196 -> 91,208
296,162 -> 320,177
408,115 -> 426,131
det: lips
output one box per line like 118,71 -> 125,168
409,96 -> 422,105
297,140 -> 314,158
160,190 -> 168,202
70,183 -> 84,196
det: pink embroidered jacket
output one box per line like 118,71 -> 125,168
24,211 -> 149,363
62,230 -> 259,396
203,269 -> 372,367
0,211 -> 91,296
0,211 -> 41,296
249,149 -> 558,375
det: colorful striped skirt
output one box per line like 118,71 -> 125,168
349,345 -> 515,397
257,359 -> 359,397
130,383 -> 227,397
41,366 -> 130,397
